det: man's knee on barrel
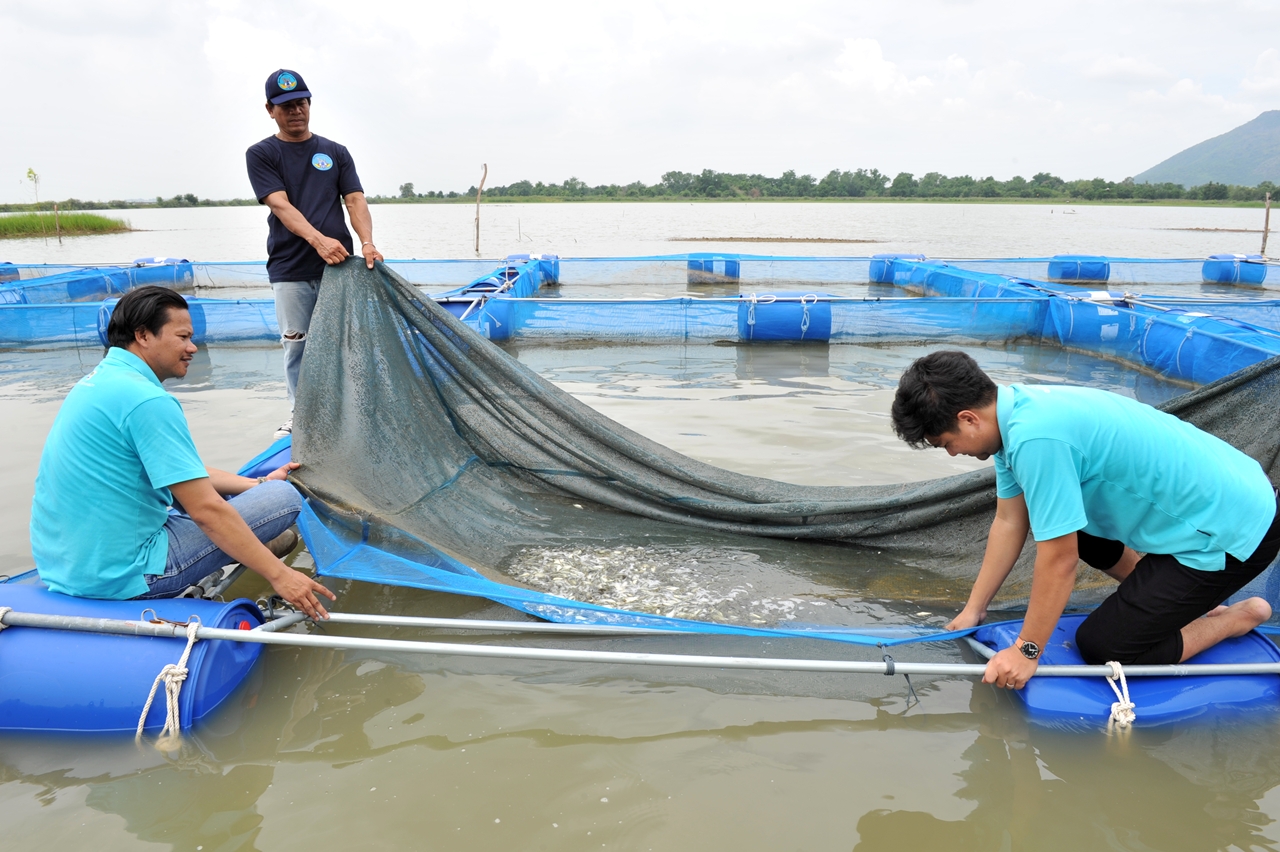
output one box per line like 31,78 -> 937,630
1073,617 -> 1119,665
1075,613 -> 1181,666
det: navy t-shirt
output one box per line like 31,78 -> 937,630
245,134 -> 364,283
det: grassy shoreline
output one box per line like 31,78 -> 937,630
2,196 -> 1275,213
0,212 -> 130,240
399,196 -> 1276,208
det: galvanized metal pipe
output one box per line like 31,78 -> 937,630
297,612 -> 680,636
5,609 -> 1280,679
255,611 -> 308,632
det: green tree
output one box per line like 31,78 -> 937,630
399,182 -> 415,199
889,172 -> 918,197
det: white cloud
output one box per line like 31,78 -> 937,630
1242,48 -> 1280,94
1084,55 -> 1173,84
1131,78 -> 1255,118
2,0 -> 1280,203
831,38 -> 933,96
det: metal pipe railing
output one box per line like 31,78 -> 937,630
4,608 -> 1280,679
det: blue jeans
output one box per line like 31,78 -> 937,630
272,278 -> 322,406
139,480 -> 303,599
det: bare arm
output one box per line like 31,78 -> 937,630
262,190 -> 349,265
981,531 -> 1080,689
946,494 -> 1032,630
169,476 -> 335,618
343,191 -> 383,269
205,462 -> 299,497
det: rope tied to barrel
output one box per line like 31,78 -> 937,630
799,293 -> 815,338
136,619 -> 201,741
1105,660 -> 1137,729
0,606 -> 11,632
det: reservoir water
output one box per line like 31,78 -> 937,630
3,203 -> 1278,851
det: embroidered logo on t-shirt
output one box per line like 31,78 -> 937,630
312,153 -> 333,171
277,73 -> 298,92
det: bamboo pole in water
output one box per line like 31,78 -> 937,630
54,203 -> 62,246
474,163 -> 488,256
1263,192 -> 1272,256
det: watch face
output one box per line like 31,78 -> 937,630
1019,640 -> 1041,660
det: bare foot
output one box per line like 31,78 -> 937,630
1180,597 -> 1272,662
1236,596 -> 1273,627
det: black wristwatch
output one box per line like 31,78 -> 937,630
1015,637 -> 1041,660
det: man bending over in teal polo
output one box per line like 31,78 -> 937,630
891,350 -> 1280,690
30,286 -> 335,620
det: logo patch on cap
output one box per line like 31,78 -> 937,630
277,72 -> 298,92
312,153 -> 333,171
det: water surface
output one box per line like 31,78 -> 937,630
2,205 -> 1275,851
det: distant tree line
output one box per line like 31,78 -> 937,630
3,171 -> 1275,213
378,169 -> 1279,203
0,195 -> 257,213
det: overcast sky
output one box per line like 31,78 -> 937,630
2,0 -> 1278,204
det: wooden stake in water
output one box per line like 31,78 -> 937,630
474,163 -> 488,257
1263,192 -> 1272,257
54,202 -> 62,246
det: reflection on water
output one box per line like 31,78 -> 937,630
6,621 -> 1280,851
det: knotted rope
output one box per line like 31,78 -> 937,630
0,606 -> 11,632
136,620 -> 200,741
1105,660 -> 1137,729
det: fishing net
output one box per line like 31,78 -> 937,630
290,260 -> 1280,639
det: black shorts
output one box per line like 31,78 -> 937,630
1073,491 -> 1280,666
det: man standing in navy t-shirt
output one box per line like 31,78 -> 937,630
246,69 -> 384,438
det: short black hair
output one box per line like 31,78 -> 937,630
891,350 -> 998,448
106,286 -> 190,349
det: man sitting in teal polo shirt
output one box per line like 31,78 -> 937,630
891,350 -> 1280,690
30,286 -> 336,620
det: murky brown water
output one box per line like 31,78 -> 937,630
4,203 -> 1277,851
5,335 -> 1250,852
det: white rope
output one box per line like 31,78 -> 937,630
0,606 -> 11,632
1105,660 -> 1137,729
136,620 -> 200,740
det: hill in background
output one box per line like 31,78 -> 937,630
1136,111 -> 1280,187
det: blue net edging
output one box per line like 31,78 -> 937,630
5,253 -> 1280,369
0,261 -> 194,304
885,254 -> 1277,288
885,259 -> 1280,385
0,298 -> 279,348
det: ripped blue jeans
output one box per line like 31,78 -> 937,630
272,278 -> 322,406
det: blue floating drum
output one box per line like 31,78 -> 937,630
0,584 -> 263,734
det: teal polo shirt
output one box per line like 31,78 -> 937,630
993,384 -> 1274,572
30,347 -> 207,599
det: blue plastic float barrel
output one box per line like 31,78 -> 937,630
0,585 -> 264,733
868,254 -> 926,284
1202,254 -> 1268,285
1048,255 -> 1111,283
687,254 -> 741,285
506,253 -> 560,286
973,615 -> 1280,727
737,292 -> 832,341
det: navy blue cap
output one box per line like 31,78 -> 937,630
266,69 -> 311,105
